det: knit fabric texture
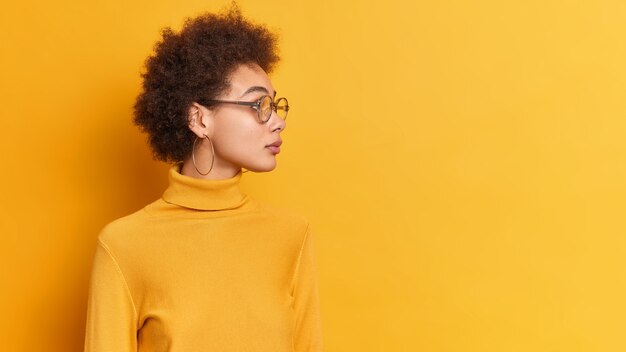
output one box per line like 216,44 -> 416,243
84,163 -> 324,351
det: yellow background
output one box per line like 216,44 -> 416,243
1,0 -> 625,351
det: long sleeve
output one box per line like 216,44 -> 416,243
84,239 -> 138,352
291,224 -> 324,351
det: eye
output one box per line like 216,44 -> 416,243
259,95 -> 272,111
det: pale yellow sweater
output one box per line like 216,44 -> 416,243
84,163 -> 324,351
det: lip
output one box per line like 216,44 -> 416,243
266,140 -> 283,148
265,140 -> 282,154
266,145 -> 280,154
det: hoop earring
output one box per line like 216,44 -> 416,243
192,134 -> 215,175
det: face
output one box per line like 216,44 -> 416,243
189,63 -> 287,174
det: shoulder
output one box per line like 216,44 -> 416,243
96,206 -> 151,251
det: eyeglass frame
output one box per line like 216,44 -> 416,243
197,95 -> 289,124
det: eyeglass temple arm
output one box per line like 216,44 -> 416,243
204,99 -> 257,107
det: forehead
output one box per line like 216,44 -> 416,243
226,63 -> 275,98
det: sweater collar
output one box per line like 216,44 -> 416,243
161,163 -> 249,211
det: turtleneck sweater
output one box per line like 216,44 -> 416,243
84,163 -> 324,352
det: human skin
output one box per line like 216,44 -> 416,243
181,62 -> 287,180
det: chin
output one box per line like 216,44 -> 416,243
242,160 -> 277,173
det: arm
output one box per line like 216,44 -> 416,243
291,224 -> 324,351
84,239 -> 138,352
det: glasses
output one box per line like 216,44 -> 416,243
199,95 -> 289,123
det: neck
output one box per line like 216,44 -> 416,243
180,155 -> 241,180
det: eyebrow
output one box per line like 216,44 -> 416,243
239,86 -> 277,99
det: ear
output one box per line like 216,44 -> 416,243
187,102 -> 213,138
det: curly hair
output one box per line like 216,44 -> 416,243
132,2 -> 280,163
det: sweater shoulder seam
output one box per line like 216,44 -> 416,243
289,222 -> 310,297
96,238 -> 139,325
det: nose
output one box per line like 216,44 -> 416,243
268,109 -> 286,132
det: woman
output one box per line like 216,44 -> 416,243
83,4 -> 324,351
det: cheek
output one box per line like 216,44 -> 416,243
214,118 -> 264,155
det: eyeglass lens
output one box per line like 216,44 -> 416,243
259,96 -> 289,122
